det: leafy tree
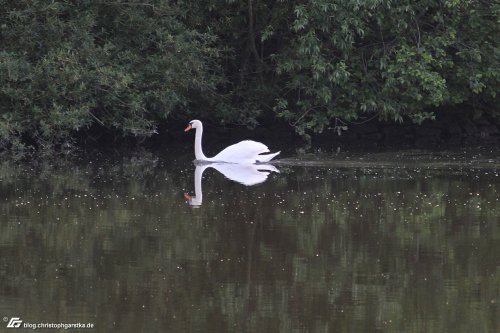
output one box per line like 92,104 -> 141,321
268,0 -> 500,136
0,0 -> 222,148
1,0 -> 499,148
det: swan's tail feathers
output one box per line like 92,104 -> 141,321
256,151 -> 280,163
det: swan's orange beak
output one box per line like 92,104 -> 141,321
184,193 -> 193,201
184,124 -> 192,132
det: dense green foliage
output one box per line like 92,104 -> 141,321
269,0 -> 500,135
1,0 -> 499,147
0,1 -> 222,148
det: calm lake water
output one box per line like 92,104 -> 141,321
0,147 -> 499,332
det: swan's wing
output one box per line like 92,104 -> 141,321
212,140 -> 270,163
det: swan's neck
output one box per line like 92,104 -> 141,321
194,125 -> 208,161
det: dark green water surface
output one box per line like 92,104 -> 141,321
0,148 -> 499,332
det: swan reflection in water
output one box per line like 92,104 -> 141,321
184,163 -> 279,206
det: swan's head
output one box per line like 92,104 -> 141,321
184,120 -> 202,132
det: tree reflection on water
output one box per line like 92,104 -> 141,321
0,150 -> 498,332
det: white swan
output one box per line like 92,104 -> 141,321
184,163 -> 279,206
184,120 -> 280,164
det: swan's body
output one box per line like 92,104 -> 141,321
184,120 -> 280,164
